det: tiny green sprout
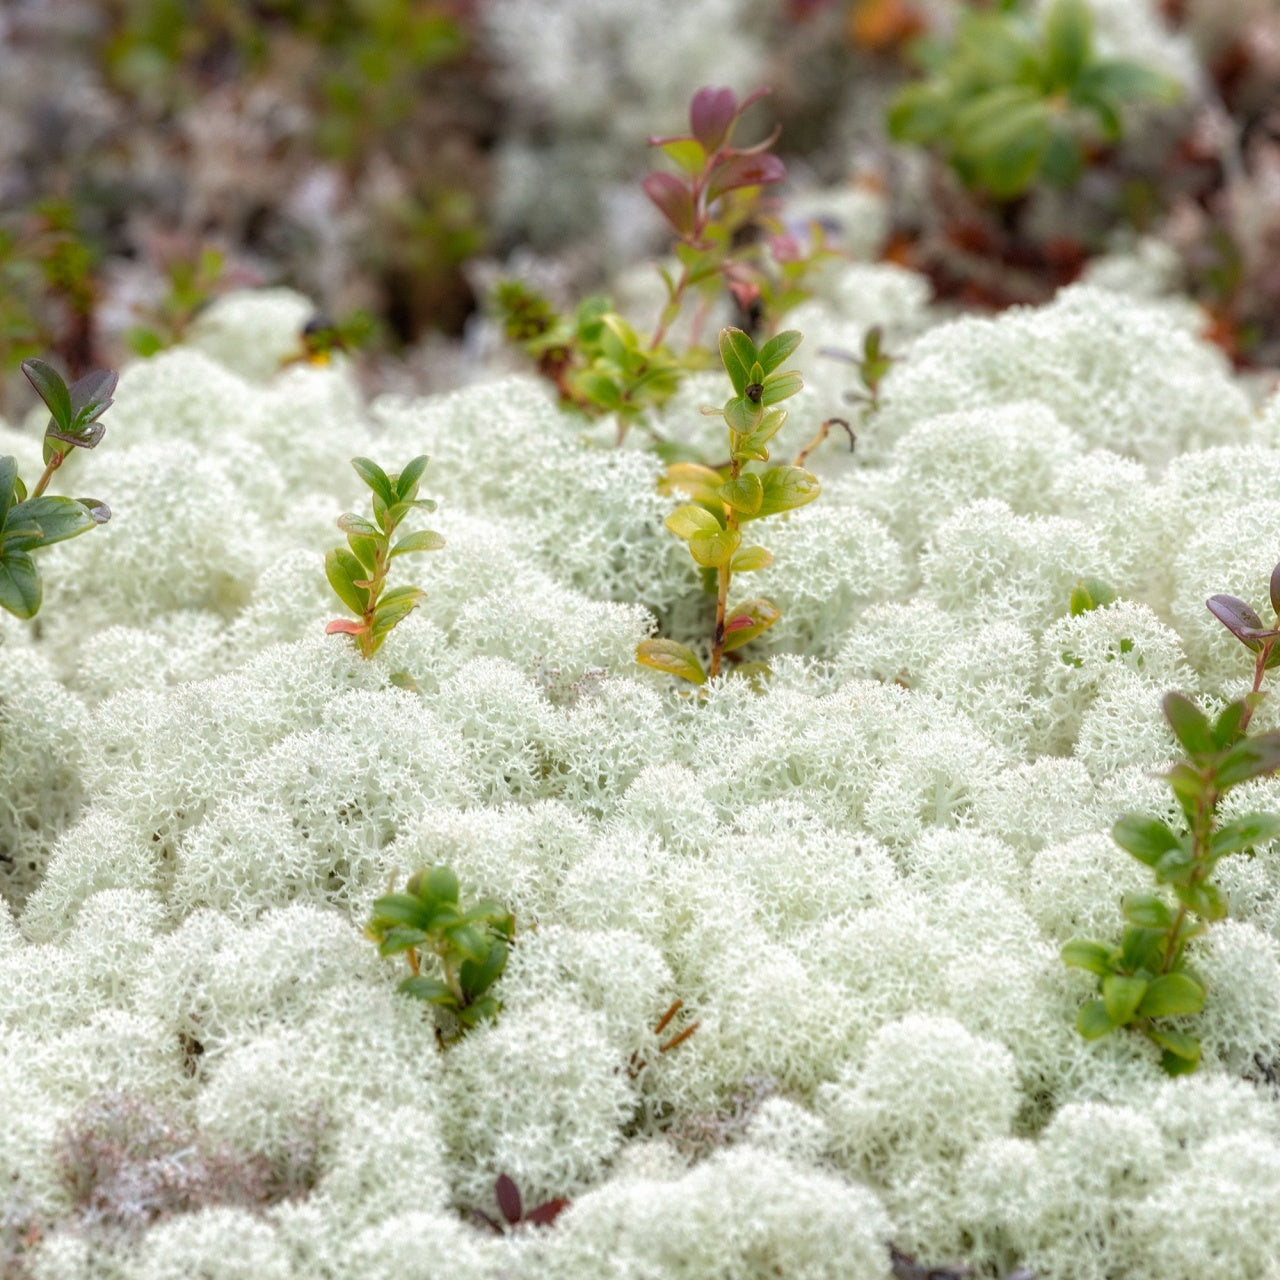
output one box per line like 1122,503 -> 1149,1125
1069,576 -> 1117,616
636,326 -> 818,685
888,0 -> 1179,200
1063,562 -> 1280,1074
0,358 -> 114,620
366,866 -> 515,1039
324,455 -> 443,659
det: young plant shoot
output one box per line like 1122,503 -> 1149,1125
0,358 -> 114,619
325,455 -> 444,659
636,326 -> 818,685
1063,565 -> 1280,1074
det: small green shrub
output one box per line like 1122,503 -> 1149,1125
324,455 -> 444,659
636,326 -> 819,684
0,359 -> 114,619
888,0 -> 1178,200
1063,565 -> 1280,1074
366,866 -> 515,1037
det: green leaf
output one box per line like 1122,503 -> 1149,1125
369,893 -> 436,931
21,358 -> 72,430
67,368 -> 117,430
346,533 -> 380,574
1120,926 -> 1165,973
393,455 -> 430,502
1061,939 -> 1117,976
1148,1028 -> 1200,1073
724,395 -> 764,437
372,586 -> 425,638
661,463 -> 725,507
1173,880 -> 1228,921
397,975 -> 455,1005
636,638 -> 707,685
391,529 -> 446,558
460,937 -> 508,998
1137,972 -> 1205,1019
737,408 -> 788,462
1121,894 -> 1174,930
0,457 -> 17,529
1043,0 -> 1093,90
718,473 -> 763,516
886,82 -> 951,144
665,504 -> 722,541
350,457 -> 395,508
337,513 -> 381,539
1153,844 -> 1195,885
1075,58 -> 1180,108
1212,699 -> 1250,750
688,527 -> 741,568
657,137 -> 706,175
721,598 -> 781,652
730,545 -> 773,573
1112,815 -> 1182,868
756,330 -> 802,375
457,995 -> 501,1026
377,926 -> 429,956
1163,693 -> 1216,759
1069,576 -> 1116,616
760,370 -> 803,406
411,865 -> 460,905
1214,732 -> 1280,788
1211,813 -> 1280,858
1103,974 -> 1147,1026
0,550 -> 40,619
4,495 -> 95,549
325,547 -> 369,618
756,466 -> 820,517
954,87 -> 1054,199
445,923 -> 489,963
719,328 -> 757,396
1076,998 -> 1114,1040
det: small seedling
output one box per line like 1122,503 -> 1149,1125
0,358 -> 113,619
365,865 -> 515,1037
324,455 -> 443,659
472,1173 -> 570,1234
888,0 -> 1178,200
636,326 -> 818,684
1062,565 -> 1280,1074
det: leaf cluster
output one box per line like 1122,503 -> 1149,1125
472,1173 -> 570,1234
888,0 -> 1179,199
325,455 -> 443,659
637,327 -> 818,686
366,866 -> 515,1036
1064,567 -> 1280,1073
0,359 -> 114,620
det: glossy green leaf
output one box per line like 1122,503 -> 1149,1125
760,370 -> 803,406
350,457 -> 395,507
718,473 -> 763,516
337,513 -> 380,539
411,865 -> 460,905
445,923 -> 489,964
721,598 -> 781,652
1076,998 -> 1113,1040
398,975 -> 455,1004
325,547 -> 369,617
1211,813 -> 1280,858
1061,939 -> 1116,976
688,527 -> 741,568
68,368 -> 118,428
5,496 -> 96,549
21,358 -> 72,429
756,466 -> 820,517
636,638 -> 707,685
460,938 -> 509,997
1212,699 -> 1250,750
391,529 -> 446,558
730,545 -> 773,573
346,532 -> 380,574
371,586 -> 425,637
393,455 -> 430,501
719,328 -> 757,396
1102,974 -> 1147,1026
737,408 -> 788,463
1137,972 -> 1205,1019
665,504 -> 722,541
0,550 -> 40,619
725,395 -> 764,436
1112,814 -> 1182,868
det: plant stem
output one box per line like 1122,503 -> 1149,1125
30,450 -> 64,499
709,459 -> 740,680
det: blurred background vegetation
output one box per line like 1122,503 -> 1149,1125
1,0 -> 1278,410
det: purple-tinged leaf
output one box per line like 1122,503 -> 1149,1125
495,1174 -> 523,1226
21,358 -> 72,430
1271,562 -> 1280,618
690,86 -> 738,151
1206,593 -> 1275,649
526,1198 -> 571,1228
706,153 -> 786,203
642,172 -> 696,237
68,368 -> 118,425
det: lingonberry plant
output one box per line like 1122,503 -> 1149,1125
1063,565 -> 1280,1074
0,358 -> 113,619
324,455 -> 443,659
493,87 -> 838,444
365,865 -> 515,1039
472,1173 -> 570,1234
636,326 -> 818,685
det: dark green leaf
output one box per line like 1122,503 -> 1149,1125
21,358 -> 72,430
75,497 -> 110,525
4,496 -> 96,549
0,457 -> 17,529
1215,733 -> 1280,788
410,865 -> 460,905
377,926 -> 429,956
1210,813 -> 1280,858
1173,880 -> 1228,921
445,923 -> 489,963
1112,814 -> 1182,867
1212,699 -> 1250,750
372,587 -> 425,638
398,975 -> 455,1005
1120,926 -> 1165,973
1076,998 -> 1113,1040
325,547 -> 369,618
460,939 -> 509,998
886,82 -> 951,144
370,892 -> 436,931
1043,0 -> 1093,89
1061,939 -> 1116,976
68,368 -> 118,427
719,329 -> 757,396
1148,1028 -> 1200,1073
346,532 -> 380,574
1137,972 -> 1205,1019
1163,692 -> 1216,759
0,550 -> 40,619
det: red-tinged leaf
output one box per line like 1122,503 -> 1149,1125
1271,562 -> 1280,619
526,1198 -> 571,1228
495,1173 -> 522,1226
706,153 -> 786,203
690,86 -> 738,151
325,619 -> 367,636
1206,593 -> 1274,649
726,273 -> 761,311
642,172 -> 695,237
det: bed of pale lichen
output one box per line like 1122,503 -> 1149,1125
3,249 -> 1280,1280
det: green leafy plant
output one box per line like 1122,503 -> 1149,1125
0,359 -> 114,620
126,245 -> 229,357
324,455 -> 443,659
365,866 -> 515,1037
888,0 -> 1179,200
636,326 -> 818,685
1063,565 -> 1280,1074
